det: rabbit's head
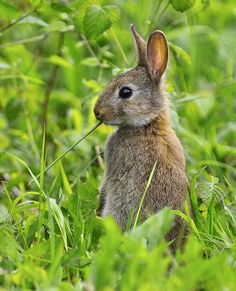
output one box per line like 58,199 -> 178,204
94,24 -> 169,126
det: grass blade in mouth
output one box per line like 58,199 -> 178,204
29,121 -> 102,185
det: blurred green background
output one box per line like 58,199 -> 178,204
0,0 -> 236,290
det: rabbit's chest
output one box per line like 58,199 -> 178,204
105,134 -> 147,174
104,132 -> 155,188
101,133 -> 159,227
102,135 -> 146,221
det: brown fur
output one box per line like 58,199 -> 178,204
94,25 -> 189,251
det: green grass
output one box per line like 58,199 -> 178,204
0,0 -> 236,290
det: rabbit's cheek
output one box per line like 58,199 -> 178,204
121,104 -> 158,126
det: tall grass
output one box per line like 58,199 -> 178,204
0,0 -> 236,289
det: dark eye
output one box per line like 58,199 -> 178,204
119,86 -> 133,99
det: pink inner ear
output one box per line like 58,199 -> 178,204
147,32 -> 168,78
150,48 -> 161,75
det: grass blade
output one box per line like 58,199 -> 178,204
29,121 -> 102,185
133,160 -> 157,229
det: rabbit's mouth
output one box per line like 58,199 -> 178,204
96,115 -> 122,126
94,106 -> 121,125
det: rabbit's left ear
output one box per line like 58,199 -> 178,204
130,24 -> 146,66
147,30 -> 168,80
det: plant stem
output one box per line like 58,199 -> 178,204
110,28 -> 129,65
0,8 -> 37,34
42,32 -> 65,136
0,34 -> 48,49
80,33 -> 104,68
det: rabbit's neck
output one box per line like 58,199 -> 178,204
119,109 -> 170,136
148,109 -> 170,134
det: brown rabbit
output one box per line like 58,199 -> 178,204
94,25 -> 189,250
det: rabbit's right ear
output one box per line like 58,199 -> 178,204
146,30 -> 168,81
130,24 -> 146,66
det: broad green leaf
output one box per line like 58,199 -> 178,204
83,5 -> 111,39
75,0 -> 99,32
129,208 -> 174,251
170,0 -> 196,12
81,57 -> 99,67
83,79 -> 103,93
104,5 -> 120,23
49,55 -> 74,69
51,3 -> 74,13
197,176 -> 228,206
90,218 -> 122,290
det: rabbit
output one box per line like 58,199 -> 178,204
94,24 -> 189,251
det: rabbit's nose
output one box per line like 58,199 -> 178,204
94,107 -> 103,120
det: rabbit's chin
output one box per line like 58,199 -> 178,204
102,120 -> 122,126
103,116 -> 156,127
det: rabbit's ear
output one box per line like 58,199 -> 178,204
130,24 -> 146,66
147,30 -> 168,80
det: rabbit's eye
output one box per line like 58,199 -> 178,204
119,86 -> 133,99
